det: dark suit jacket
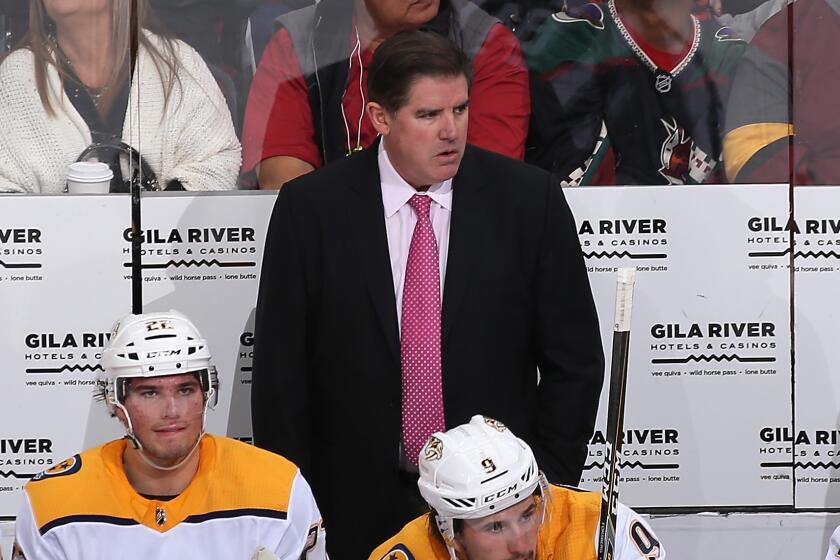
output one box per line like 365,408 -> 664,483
252,143 -> 604,558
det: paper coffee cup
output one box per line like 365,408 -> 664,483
66,161 -> 113,194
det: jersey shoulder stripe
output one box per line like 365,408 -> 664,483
182,507 -> 289,524
40,514 -> 139,536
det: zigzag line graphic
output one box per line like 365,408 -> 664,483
794,461 -> 840,469
749,249 -> 840,259
123,259 -> 256,269
583,460 -> 680,470
796,250 -> 840,259
0,470 -> 35,479
26,363 -> 103,374
652,354 -> 775,364
583,251 -> 667,260
0,259 -> 42,269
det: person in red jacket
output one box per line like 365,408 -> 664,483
241,0 -> 530,189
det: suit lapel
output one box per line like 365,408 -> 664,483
443,147 -> 487,343
346,145 -> 401,365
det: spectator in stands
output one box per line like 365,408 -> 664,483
724,0 -> 838,184
249,1 -> 313,62
149,0 -> 263,132
0,0 -> 240,193
523,0 -> 746,185
241,0 -> 530,189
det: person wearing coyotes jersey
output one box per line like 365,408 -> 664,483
13,311 -> 327,560
524,0 -> 746,185
369,415 -> 665,560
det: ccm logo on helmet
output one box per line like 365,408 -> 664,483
145,350 -> 182,358
481,482 -> 519,504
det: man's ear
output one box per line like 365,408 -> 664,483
451,534 -> 468,559
366,101 -> 391,136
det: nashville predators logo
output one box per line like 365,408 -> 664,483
483,417 -> 507,432
481,458 -> 497,473
380,544 -> 415,560
424,437 -> 444,461
31,455 -> 81,481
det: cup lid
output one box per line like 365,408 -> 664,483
67,161 -> 114,183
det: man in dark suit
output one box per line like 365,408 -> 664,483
252,30 -> 603,558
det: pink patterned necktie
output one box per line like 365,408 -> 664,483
401,194 -> 446,466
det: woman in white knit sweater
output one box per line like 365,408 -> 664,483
0,0 -> 241,193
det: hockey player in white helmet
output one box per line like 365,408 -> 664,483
13,311 -> 328,560
369,415 -> 665,560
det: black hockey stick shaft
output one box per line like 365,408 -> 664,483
129,0 -> 142,314
597,268 -> 636,560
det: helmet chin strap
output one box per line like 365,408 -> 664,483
114,388 -> 215,472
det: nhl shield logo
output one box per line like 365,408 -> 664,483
155,506 -> 167,526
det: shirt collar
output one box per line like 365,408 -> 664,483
379,141 -> 453,219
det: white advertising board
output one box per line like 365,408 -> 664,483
0,186 -> 810,517
565,185 -> 792,508
793,187 -> 840,509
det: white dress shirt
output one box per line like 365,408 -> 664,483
378,141 -> 453,333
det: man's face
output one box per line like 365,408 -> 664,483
119,373 -> 205,468
362,0 -> 440,32
456,497 -> 541,560
371,74 -> 469,189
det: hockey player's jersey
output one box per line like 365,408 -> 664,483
524,1 -> 746,185
368,485 -> 665,560
825,524 -> 840,560
13,434 -> 327,559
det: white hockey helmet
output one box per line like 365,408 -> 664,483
417,415 -> 548,558
98,310 -> 218,413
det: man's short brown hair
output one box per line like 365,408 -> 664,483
367,30 -> 472,113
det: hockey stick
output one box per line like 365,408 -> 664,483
597,267 -> 636,560
129,0 -> 142,314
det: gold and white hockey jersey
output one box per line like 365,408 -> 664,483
369,485 -> 665,560
13,434 -> 327,559
825,524 -> 840,560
